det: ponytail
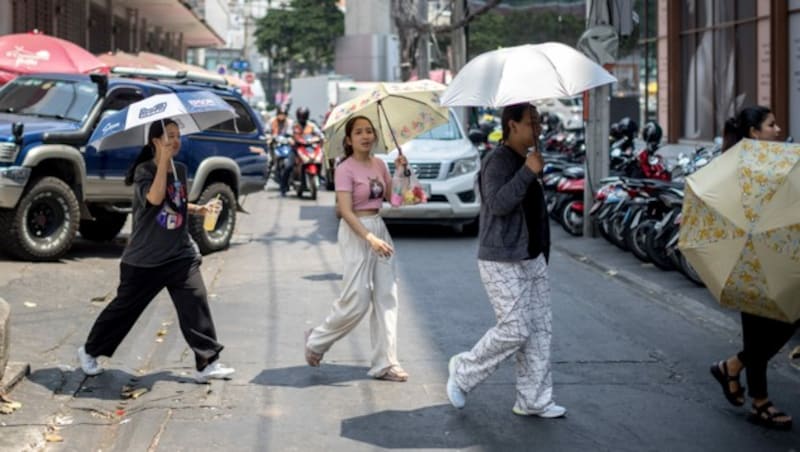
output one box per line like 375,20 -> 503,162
721,105 -> 772,152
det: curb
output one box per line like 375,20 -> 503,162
551,242 -> 740,335
0,362 -> 30,395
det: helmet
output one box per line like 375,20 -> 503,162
296,107 -> 309,124
618,117 -> 639,139
642,121 -> 663,145
276,105 -> 288,116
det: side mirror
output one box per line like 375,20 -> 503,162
12,122 -> 24,144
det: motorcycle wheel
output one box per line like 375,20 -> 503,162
644,226 -> 676,271
294,171 -> 304,198
609,212 -> 629,251
679,252 -> 705,286
627,219 -> 655,263
307,173 -> 318,200
560,200 -> 583,236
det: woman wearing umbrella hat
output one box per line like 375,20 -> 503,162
709,105 -> 797,430
77,119 -> 235,383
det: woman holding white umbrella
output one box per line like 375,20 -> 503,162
446,103 -> 565,418
77,119 -> 235,383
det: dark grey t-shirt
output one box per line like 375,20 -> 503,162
121,161 -> 199,267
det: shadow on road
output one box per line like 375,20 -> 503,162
340,404 -> 541,449
250,363 -> 371,388
28,367 -> 200,400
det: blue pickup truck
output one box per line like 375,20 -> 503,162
0,68 -> 268,261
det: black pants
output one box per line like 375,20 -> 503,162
85,258 -> 223,371
736,313 -> 799,399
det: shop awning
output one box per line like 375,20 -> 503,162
113,0 -> 224,48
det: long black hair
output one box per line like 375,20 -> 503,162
340,115 -> 375,162
124,119 -> 178,185
722,106 -> 772,152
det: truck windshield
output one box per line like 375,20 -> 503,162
415,113 -> 462,140
0,78 -> 98,122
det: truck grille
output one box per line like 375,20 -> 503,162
0,143 -> 17,162
387,162 -> 441,179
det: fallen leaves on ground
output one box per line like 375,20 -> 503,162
0,394 -> 21,414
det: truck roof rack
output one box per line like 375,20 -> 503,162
110,66 -> 229,87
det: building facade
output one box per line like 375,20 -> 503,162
654,0 -> 797,143
0,0 -> 225,59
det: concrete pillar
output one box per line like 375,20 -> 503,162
0,0 -> 13,35
0,297 -> 9,382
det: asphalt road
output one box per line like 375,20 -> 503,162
0,187 -> 798,451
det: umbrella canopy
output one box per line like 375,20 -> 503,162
440,42 -> 617,107
323,79 -> 449,159
678,138 -> 800,322
0,33 -> 107,76
88,90 -> 236,151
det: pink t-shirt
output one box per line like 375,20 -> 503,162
335,157 -> 391,211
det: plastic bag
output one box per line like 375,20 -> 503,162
390,165 -> 427,207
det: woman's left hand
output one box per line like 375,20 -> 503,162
394,155 -> 408,169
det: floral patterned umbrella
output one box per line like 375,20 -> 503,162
678,138 -> 800,322
322,80 -> 449,159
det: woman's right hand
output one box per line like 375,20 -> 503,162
366,233 -> 394,258
525,150 -> 544,175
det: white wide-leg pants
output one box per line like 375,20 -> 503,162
453,255 -> 555,412
306,215 -> 400,376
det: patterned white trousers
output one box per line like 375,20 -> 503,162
452,255 -> 554,413
306,215 -> 400,377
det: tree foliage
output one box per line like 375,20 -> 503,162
254,0 -> 344,75
468,9 -> 586,59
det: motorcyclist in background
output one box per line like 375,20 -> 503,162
267,106 -> 294,195
283,106 -> 324,195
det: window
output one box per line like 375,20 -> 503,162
414,112 -> 462,140
208,99 -> 257,134
680,0 -> 758,141
0,78 -> 98,122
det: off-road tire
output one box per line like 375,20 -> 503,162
461,217 -> 480,237
0,177 -> 80,261
79,205 -> 128,242
189,182 -> 237,255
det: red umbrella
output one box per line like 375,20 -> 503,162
0,33 -> 108,76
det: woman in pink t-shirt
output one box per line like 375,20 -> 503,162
304,115 -> 410,382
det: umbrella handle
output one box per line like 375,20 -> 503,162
377,100 -> 411,176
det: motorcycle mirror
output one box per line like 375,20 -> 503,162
610,148 -> 622,158
648,156 -> 660,166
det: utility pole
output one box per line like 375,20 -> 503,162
451,0 -> 468,127
417,0 -> 430,79
582,0 -> 613,237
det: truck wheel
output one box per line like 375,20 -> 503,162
79,206 -> 128,242
189,182 -> 236,255
0,177 -> 80,261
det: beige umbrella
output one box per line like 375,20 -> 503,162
678,138 -> 800,322
322,79 -> 449,159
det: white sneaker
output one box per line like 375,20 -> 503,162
77,346 -> 103,376
195,361 -> 235,383
512,403 -> 567,418
446,354 -> 466,409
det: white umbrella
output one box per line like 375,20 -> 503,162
440,42 -> 617,107
88,91 -> 237,151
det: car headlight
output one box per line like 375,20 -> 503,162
0,143 -> 19,163
448,156 -> 479,178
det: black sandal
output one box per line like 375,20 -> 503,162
748,401 -> 793,430
710,361 -> 745,407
